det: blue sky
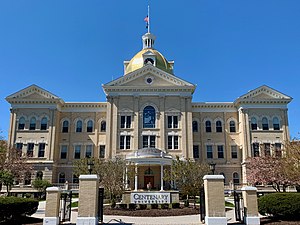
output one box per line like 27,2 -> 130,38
0,1 -> 299,139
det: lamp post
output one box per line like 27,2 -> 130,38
209,162 -> 216,175
87,158 -> 94,175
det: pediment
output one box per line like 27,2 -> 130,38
103,65 -> 195,89
235,85 -> 292,104
6,84 -> 62,102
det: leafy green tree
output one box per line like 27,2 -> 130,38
73,157 -> 134,203
164,156 -> 210,207
0,170 -> 14,195
32,179 -> 52,199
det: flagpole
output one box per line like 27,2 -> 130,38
148,4 -> 150,33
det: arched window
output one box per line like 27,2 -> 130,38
24,172 -> 32,185
62,120 -> 69,133
143,106 -> 155,128
216,120 -> 222,132
87,120 -> 93,132
100,121 -> 106,132
29,117 -> 36,130
205,121 -> 212,132
262,117 -> 269,130
58,172 -> 66,183
76,120 -> 82,132
229,121 -> 236,132
233,172 -> 240,184
18,117 -> 25,130
192,121 -> 198,132
251,117 -> 257,130
273,117 -> 280,130
40,117 -> 47,130
36,171 -> 43,180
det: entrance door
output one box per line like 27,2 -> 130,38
144,176 -> 154,190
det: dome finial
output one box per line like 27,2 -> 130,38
142,3 -> 155,49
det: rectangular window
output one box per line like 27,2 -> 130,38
120,116 -> 131,129
193,145 -> 199,158
99,145 -> 105,158
206,145 -> 213,159
264,143 -> 271,156
217,145 -> 224,158
85,145 -> 93,158
74,145 -> 81,159
27,143 -> 34,157
167,116 -> 178,129
167,136 -> 178,150
275,143 -> 282,157
60,145 -> 68,159
16,143 -> 23,156
38,143 -> 45,158
142,135 -> 156,148
120,135 -> 131,150
253,143 -> 259,157
231,145 -> 238,159
16,143 -> 23,150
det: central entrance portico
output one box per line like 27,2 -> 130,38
126,148 -> 172,192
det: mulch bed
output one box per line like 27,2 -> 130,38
260,218 -> 300,225
104,206 -> 199,217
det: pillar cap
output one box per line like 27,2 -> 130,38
46,187 -> 61,192
203,175 -> 224,180
241,186 -> 257,191
79,174 -> 99,180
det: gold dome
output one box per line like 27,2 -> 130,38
125,48 -> 174,75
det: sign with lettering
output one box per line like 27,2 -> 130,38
130,192 -> 170,204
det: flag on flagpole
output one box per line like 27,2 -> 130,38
144,15 -> 149,29
144,15 -> 149,22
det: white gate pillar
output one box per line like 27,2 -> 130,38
241,186 -> 260,225
203,175 -> 227,225
43,187 -> 61,225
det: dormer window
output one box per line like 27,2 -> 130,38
144,58 -> 154,65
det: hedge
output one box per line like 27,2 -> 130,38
0,197 -> 39,222
258,193 -> 300,219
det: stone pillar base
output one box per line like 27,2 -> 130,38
43,217 -> 59,225
205,216 -> 227,225
245,216 -> 260,225
77,217 -> 98,225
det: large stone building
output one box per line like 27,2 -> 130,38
5,31 -> 292,190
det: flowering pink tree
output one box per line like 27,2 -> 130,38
246,156 -> 292,192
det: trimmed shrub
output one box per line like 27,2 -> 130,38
151,204 -> 158,209
119,203 -> 127,209
161,203 -> 169,209
172,202 -> 180,209
258,193 -> 300,219
128,203 -> 136,210
0,197 -> 38,222
139,204 -> 147,210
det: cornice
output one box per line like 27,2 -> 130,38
61,102 -> 107,112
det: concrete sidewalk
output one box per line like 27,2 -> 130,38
33,201 -> 238,225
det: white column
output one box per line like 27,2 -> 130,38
160,164 -> 164,191
134,164 -> 138,191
